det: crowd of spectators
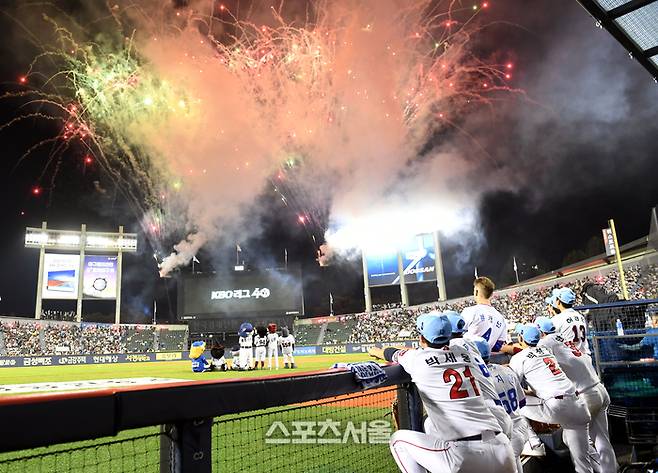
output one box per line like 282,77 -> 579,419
3,264 -> 656,354
0,320 -> 187,357
347,264 -> 658,344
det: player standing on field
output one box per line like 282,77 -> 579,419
279,327 -> 296,369
536,317 -> 618,473
266,323 -> 280,369
510,324 -> 592,473
369,313 -> 515,473
551,288 -> 591,355
460,277 -> 508,351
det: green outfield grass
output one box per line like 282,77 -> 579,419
0,353 -> 398,473
0,353 -> 371,391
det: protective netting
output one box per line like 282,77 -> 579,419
0,431 -> 161,473
212,386 -> 398,473
586,301 -> 658,406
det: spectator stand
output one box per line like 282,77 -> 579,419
0,317 -> 188,356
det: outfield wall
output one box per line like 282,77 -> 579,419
0,341 -> 415,368
0,339 -> 513,368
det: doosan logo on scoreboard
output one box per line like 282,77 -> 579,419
403,266 -> 435,275
210,288 -> 271,300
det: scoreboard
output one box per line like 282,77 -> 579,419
178,269 -> 303,320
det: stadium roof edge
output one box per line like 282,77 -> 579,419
577,0 -> 658,81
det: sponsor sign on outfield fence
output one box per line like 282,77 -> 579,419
0,352 -> 183,368
0,340 -> 499,368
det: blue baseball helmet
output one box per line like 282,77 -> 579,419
444,310 -> 466,334
416,313 -> 451,345
535,317 -> 555,334
472,336 -> 490,361
556,287 -> 576,305
522,324 -> 541,345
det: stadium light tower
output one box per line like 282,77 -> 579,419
25,222 -> 137,323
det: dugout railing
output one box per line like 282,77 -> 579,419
577,299 -> 658,464
0,364 -> 419,473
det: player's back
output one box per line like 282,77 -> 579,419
267,332 -> 279,346
395,345 -> 500,441
551,308 -> 590,355
460,304 -> 507,350
538,334 -> 599,392
450,338 -> 498,402
239,333 -> 253,349
254,335 -> 267,347
488,363 -> 525,418
510,346 -> 575,399
280,335 -> 294,351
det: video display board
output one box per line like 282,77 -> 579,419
42,254 -> 80,300
82,255 -> 118,299
178,269 -> 303,319
400,233 -> 437,284
366,233 -> 437,287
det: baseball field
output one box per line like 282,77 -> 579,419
0,353 -> 398,473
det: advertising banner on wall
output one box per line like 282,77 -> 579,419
41,254 -> 80,300
82,255 -> 118,299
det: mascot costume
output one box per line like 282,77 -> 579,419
279,326 -> 296,369
254,326 -> 268,369
190,341 -> 212,372
210,342 -> 228,371
238,322 -> 255,370
266,323 -> 279,369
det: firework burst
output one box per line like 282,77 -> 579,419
5,0 -> 516,272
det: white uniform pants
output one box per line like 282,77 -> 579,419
485,401 -> 513,440
283,352 -> 294,365
390,429 -> 515,473
510,415 -> 529,473
267,347 -> 279,369
580,385 -> 618,473
254,347 -> 266,362
521,395 -> 592,473
239,348 -> 253,369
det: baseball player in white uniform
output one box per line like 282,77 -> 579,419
369,313 -> 515,473
253,326 -> 268,369
238,322 -> 254,370
460,277 -> 508,351
266,323 -> 280,369
536,317 -> 618,473
473,337 -> 529,473
279,327 -> 296,368
510,324 -> 592,473
551,287 -> 591,355
445,311 -> 513,439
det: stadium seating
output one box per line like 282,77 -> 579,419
0,319 -> 187,356
298,263 -> 658,345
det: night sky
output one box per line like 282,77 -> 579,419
0,1 -> 656,322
